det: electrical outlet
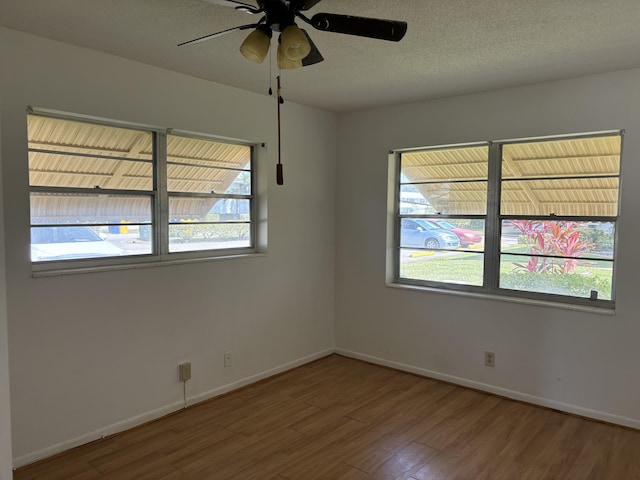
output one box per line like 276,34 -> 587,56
224,351 -> 232,368
485,351 -> 496,367
179,362 -> 192,381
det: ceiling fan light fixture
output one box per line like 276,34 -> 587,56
277,42 -> 303,69
240,26 -> 272,64
280,24 -> 311,61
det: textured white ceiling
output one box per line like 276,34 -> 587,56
2,0 -> 640,112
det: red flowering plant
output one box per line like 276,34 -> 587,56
508,220 -> 589,274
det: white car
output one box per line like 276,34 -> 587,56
31,226 -> 122,262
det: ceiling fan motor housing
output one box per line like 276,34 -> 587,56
258,0 -> 297,32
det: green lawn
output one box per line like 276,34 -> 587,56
400,251 -> 484,285
400,247 -> 613,299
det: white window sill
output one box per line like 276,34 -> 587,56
386,281 -> 615,316
32,252 -> 267,278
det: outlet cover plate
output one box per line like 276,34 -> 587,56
485,351 -> 496,367
179,362 -> 192,381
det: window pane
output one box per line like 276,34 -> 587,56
169,196 -> 251,253
501,177 -> 619,216
29,193 -> 153,260
399,184 -> 436,215
30,193 -> 152,225
402,182 -> 487,215
501,135 -> 621,217
169,198 -> 250,223
168,167 -> 251,194
399,249 -> 484,286
167,135 -> 251,194
169,224 -> 251,252
401,145 -> 488,182
501,220 -> 615,260
30,225 -> 152,261
499,255 -> 613,300
400,145 -> 488,216
28,115 -> 153,191
400,218 -> 461,250
502,136 -> 621,179
430,219 -> 485,249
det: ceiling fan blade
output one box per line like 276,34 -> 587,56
201,0 -> 262,14
178,23 -> 260,47
301,30 -> 324,66
299,0 -> 323,10
309,13 -> 407,42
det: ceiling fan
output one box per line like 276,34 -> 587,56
178,0 -> 408,69
179,1 -> 407,185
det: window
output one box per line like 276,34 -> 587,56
28,110 -> 260,270
390,132 -> 623,308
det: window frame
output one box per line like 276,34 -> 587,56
389,131 -> 623,310
28,108 -> 265,275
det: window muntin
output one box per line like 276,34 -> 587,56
393,132 -> 622,307
27,112 -> 258,267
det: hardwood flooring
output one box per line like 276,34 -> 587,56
14,355 -> 640,479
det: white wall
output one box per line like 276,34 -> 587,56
335,69 -> 640,427
0,27 -> 336,466
0,69 -> 14,479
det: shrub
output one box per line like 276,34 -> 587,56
500,270 -> 611,300
171,222 -> 248,242
508,220 -> 589,274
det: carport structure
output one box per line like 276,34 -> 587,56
27,114 -> 251,224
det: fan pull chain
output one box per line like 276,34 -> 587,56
276,75 -> 284,185
268,47 -> 273,96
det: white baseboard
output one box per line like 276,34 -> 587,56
335,348 -> 640,430
13,400 -> 184,469
13,348 -> 334,469
16,346 -> 637,469
187,348 -> 335,406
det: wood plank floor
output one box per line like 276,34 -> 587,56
14,355 -> 640,479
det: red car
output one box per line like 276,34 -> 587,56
430,220 -> 483,247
